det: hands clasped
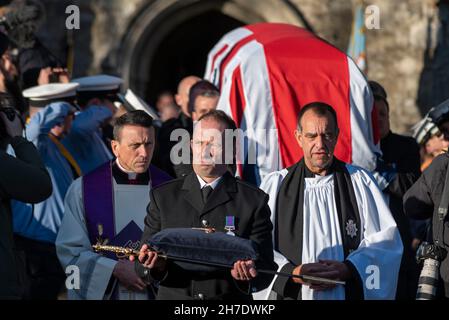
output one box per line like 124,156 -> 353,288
292,259 -> 350,291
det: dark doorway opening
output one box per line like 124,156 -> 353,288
146,10 -> 244,105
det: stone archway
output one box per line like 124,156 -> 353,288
118,0 -> 306,105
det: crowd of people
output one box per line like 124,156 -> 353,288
1,5 -> 449,301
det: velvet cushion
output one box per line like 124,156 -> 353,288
148,228 -> 259,272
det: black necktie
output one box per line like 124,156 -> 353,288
202,186 -> 213,204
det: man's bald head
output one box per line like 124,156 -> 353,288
177,76 -> 201,95
175,75 -> 200,117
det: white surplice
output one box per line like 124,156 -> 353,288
55,177 -> 150,300
254,164 -> 403,300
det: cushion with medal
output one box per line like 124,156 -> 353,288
147,228 -> 259,272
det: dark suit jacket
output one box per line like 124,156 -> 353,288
404,153 -> 449,297
152,113 -> 193,178
138,171 -> 276,300
380,131 -> 421,299
0,137 -> 52,299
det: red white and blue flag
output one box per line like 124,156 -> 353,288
204,23 -> 379,185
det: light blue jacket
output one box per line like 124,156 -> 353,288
62,105 -> 113,175
13,102 -> 75,243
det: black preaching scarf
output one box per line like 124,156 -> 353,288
274,157 -> 363,299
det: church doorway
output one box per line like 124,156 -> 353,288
118,0 -> 306,105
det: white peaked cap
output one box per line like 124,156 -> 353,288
71,75 -> 123,92
412,116 -> 440,145
122,89 -> 160,120
23,83 -> 79,101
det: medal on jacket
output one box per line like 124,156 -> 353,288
225,216 -> 235,236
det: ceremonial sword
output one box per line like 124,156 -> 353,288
92,243 -> 346,286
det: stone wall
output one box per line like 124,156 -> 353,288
363,0 -> 440,134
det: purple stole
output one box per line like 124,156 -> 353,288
83,161 -> 171,258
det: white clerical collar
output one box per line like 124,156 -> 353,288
311,173 -> 332,179
305,172 -> 332,180
196,175 -> 223,190
115,159 -> 137,180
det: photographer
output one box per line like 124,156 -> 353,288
404,99 -> 449,299
404,151 -> 449,299
37,66 -> 70,85
0,30 -> 27,115
1,32 -> 52,299
1,0 -> 66,90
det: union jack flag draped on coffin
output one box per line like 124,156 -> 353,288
204,23 -> 380,186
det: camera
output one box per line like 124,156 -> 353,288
49,69 -> 62,84
415,242 -> 447,300
0,93 -> 25,144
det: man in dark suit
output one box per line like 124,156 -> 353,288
133,110 -> 276,300
369,80 -> 421,299
152,76 -> 199,178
